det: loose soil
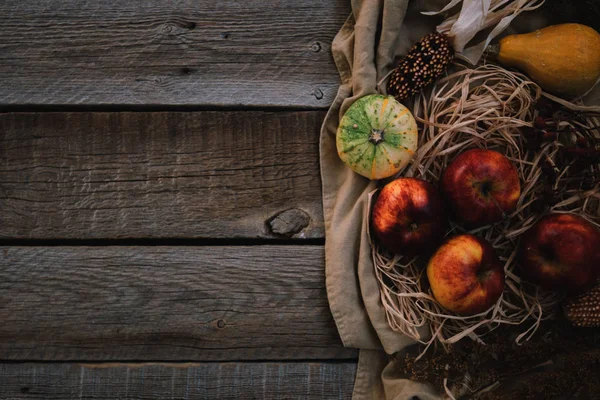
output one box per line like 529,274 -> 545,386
394,318 -> 600,399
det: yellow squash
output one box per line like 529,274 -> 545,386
492,23 -> 600,98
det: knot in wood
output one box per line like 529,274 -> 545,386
267,209 -> 310,237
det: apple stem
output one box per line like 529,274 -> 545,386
410,222 -> 418,231
487,193 -> 508,220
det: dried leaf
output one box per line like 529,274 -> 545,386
448,0 -> 491,53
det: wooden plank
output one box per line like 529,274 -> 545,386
0,0 -> 349,108
0,111 -> 324,240
0,362 -> 356,399
0,246 -> 355,361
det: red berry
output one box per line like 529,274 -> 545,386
534,116 -> 547,129
535,98 -> 555,117
576,137 -> 589,148
542,131 -> 557,142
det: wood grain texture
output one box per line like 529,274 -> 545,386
0,111 -> 324,239
0,246 -> 355,361
0,362 -> 356,399
0,0 -> 349,108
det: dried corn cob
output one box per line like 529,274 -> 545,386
564,281 -> 600,327
387,33 -> 454,102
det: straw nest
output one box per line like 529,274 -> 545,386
372,63 -> 600,355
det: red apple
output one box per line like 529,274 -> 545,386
371,177 -> 446,257
518,213 -> 600,292
427,234 -> 505,315
440,148 -> 521,227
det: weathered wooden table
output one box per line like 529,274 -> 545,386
0,1 -> 358,398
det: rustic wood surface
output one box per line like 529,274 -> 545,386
0,246 -> 355,361
0,111 -> 324,240
0,0 -> 349,108
0,0 -> 358,396
0,362 -> 356,399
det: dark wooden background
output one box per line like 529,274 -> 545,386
0,1 -> 356,398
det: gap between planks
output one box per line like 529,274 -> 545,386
0,238 -> 325,247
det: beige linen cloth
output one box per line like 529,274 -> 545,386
320,1 -> 442,399
319,1 -> 600,399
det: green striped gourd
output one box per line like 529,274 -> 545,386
336,94 -> 418,180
